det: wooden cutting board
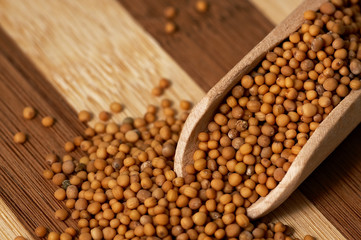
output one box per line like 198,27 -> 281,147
0,0 -> 359,239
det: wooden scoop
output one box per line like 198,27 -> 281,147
174,0 -> 361,219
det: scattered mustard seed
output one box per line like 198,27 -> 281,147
109,102 -> 123,113
47,231 -> 60,240
64,141 -> 75,152
45,153 -> 58,165
165,21 -> 177,34
180,100 -> 191,111
22,106 -> 36,120
35,226 -> 47,237
151,86 -> 163,96
196,0 -> 208,13
164,6 -> 177,19
41,116 -> 54,127
55,209 -> 69,221
78,110 -> 91,123
159,78 -> 171,89
13,132 -> 26,144
59,233 -> 72,240
99,111 -> 110,121
14,237 -> 26,240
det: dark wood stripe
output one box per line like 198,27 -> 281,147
300,125 -> 361,240
0,27 -> 83,236
119,0 -> 274,91
119,0 -> 361,238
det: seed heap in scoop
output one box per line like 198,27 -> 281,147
191,0 -> 361,209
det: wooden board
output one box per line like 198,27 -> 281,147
0,0 -> 359,239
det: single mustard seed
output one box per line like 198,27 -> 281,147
196,0 -> 208,13
35,226 -> 47,237
64,141 -> 75,152
47,231 -> 60,240
23,106 -> 36,120
110,102 -> 123,113
59,233 -> 72,240
159,78 -> 171,89
99,111 -> 110,121
151,86 -> 163,96
180,100 -> 191,111
164,6 -> 177,19
13,132 -> 26,144
165,21 -> 177,34
14,237 -> 26,240
78,110 -> 91,122
41,116 -> 54,127
55,209 -> 69,221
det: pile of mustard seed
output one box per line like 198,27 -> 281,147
35,81 -> 314,240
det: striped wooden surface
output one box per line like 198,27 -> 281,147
0,0 -> 359,239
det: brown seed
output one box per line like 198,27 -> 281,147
151,86 -> 163,96
323,78 -> 338,91
180,100 -> 191,111
110,102 -> 123,113
78,110 -> 91,122
99,111 -> 110,121
303,10 -> 316,20
165,22 -> 177,34
55,209 -> 69,221
164,6 -> 177,19
196,0 -> 208,13
23,106 -> 36,120
350,79 -> 361,90
13,132 -> 26,144
350,59 -> 361,75
48,232 -> 60,240
14,237 -> 26,240
42,116 -> 54,127
320,2 -> 336,15
35,226 -> 47,237
302,103 -> 318,117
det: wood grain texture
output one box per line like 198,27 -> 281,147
250,0 -> 303,25
0,0 -> 357,239
0,0 -> 205,125
0,28 -> 83,239
119,0 -> 274,91
300,125 -> 361,240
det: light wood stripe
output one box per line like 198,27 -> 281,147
0,0 -> 346,239
250,0 -> 303,25
0,199 -> 33,240
0,0 -> 204,124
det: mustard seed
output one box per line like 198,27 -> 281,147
109,102 -> 123,113
164,6 -> 177,19
47,232 -> 60,240
99,111 -> 110,121
78,110 -> 91,122
35,226 -> 47,237
13,132 -> 26,144
23,106 -> 36,120
350,79 -> 361,90
42,116 -> 54,127
151,86 -> 163,96
165,22 -> 177,34
196,0 -> 208,13
14,237 -> 26,240
55,209 -> 69,221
